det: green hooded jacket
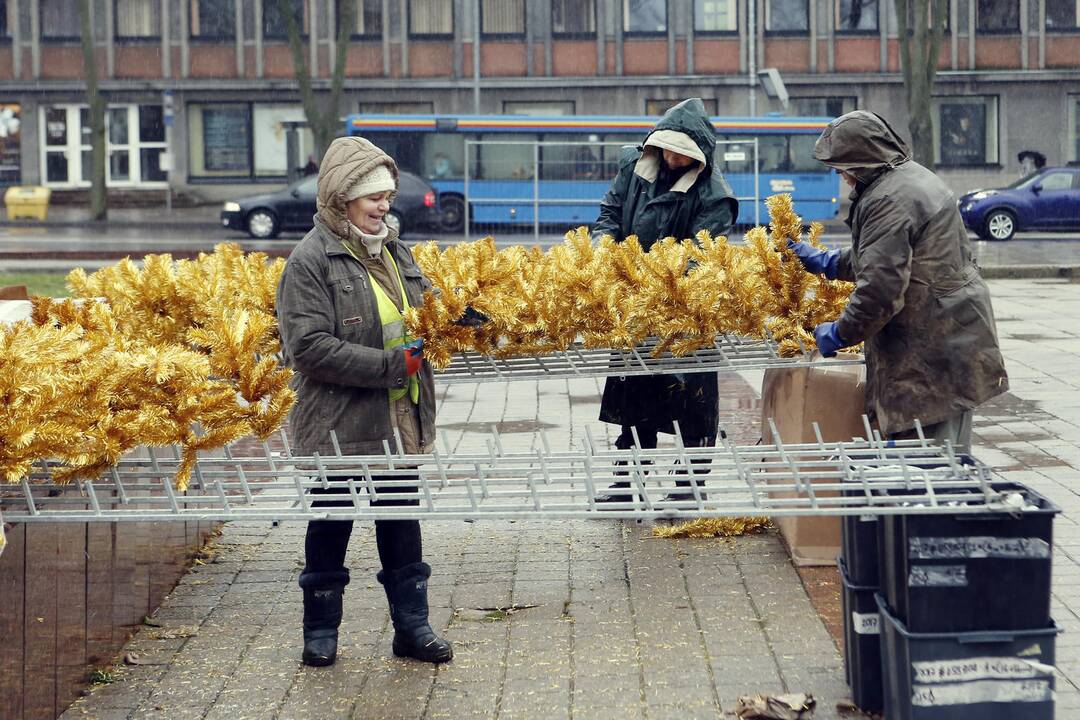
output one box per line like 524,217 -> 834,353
593,98 -> 739,439
813,111 -> 1009,434
591,98 -> 738,248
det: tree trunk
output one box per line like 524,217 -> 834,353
280,0 -> 355,168
894,0 -> 947,169
78,0 -> 107,220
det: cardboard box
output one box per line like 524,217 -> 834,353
761,353 -> 867,566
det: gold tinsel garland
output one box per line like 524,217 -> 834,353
407,193 -> 855,367
0,244 -> 294,489
2,195 -> 850,489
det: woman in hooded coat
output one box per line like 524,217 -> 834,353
590,98 -> 738,502
276,136 -> 453,667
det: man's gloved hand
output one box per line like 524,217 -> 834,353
787,241 -> 842,280
813,322 -> 847,358
454,306 -> 490,328
403,338 -> 425,376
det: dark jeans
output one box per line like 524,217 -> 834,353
612,425 -> 717,485
299,474 -> 422,590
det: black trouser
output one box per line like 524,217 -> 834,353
612,426 -> 717,485
298,474 -> 422,590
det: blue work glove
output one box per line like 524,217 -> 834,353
787,241 -> 842,280
403,338 -> 425,376
813,322 -> 847,358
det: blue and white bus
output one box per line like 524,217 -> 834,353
344,113 -> 840,233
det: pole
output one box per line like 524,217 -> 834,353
472,0 -> 481,114
165,124 -> 172,213
748,0 -> 757,117
532,142 -> 540,242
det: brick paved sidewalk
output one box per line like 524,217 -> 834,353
61,375 -> 858,720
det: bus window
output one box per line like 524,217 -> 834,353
757,135 -> 789,173
540,134 -> 601,181
355,131 -> 424,175
420,132 -> 466,180
474,134 -> 536,180
715,137 -> 755,174
599,134 -> 641,178
787,134 -> 823,172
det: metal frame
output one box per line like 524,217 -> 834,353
1,420 -> 1016,524
437,334 -> 861,382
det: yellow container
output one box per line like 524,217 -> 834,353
4,185 -> 52,221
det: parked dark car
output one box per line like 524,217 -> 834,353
959,167 -> 1080,241
220,170 -> 441,239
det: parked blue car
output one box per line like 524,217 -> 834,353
958,167 -> 1080,240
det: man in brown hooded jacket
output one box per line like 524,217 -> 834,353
787,111 -> 1008,451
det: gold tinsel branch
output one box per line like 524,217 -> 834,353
2,244 -> 293,489
407,194 -> 855,367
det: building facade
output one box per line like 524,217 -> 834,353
1,0 -> 1079,202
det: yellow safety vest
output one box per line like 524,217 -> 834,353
342,242 -> 419,404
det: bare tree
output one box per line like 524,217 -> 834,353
895,0 -> 948,168
277,0 -> 356,164
78,0 -> 107,220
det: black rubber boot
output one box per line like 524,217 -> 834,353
595,480 -> 632,504
299,568 -> 350,667
664,435 -> 716,502
378,562 -> 453,663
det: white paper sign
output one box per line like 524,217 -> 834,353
911,679 -> 1053,707
852,611 -> 879,635
909,536 -> 1050,560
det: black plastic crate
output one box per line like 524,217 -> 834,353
880,482 -> 1058,632
839,559 -> 883,714
876,594 -> 1058,720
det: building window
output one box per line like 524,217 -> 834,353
836,0 -> 877,31
1047,0 -> 1080,29
503,101 -> 575,116
359,101 -> 436,114
977,0 -> 1019,31
792,96 -> 857,117
115,0 -> 161,39
354,0 -> 382,37
188,104 -> 252,178
187,103 -> 319,180
263,0 -> 307,39
40,0 -> 81,39
191,0 -> 236,39
40,104 -> 167,187
0,103 -> 21,184
624,0 -> 667,33
1,1 -> 12,38
766,0 -> 808,32
553,0 -> 596,35
695,0 -> 736,31
481,0 -> 524,36
933,96 -> 999,166
409,0 -> 453,36
646,98 -> 717,116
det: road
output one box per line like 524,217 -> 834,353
1,222 -> 1078,271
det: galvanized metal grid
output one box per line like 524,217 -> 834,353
438,335 -> 861,382
0,420 -> 1017,523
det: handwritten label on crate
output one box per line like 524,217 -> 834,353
909,564 -> 968,587
911,679 -> 1053,707
912,655 -> 1054,684
851,611 -> 879,635
908,536 -> 1050,560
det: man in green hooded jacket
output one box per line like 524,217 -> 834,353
787,111 -> 1008,452
591,98 -> 738,502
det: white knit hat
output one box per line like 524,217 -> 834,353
344,163 -> 396,201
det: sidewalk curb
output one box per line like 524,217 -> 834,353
980,265 -> 1080,280
0,220 -> 220,231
